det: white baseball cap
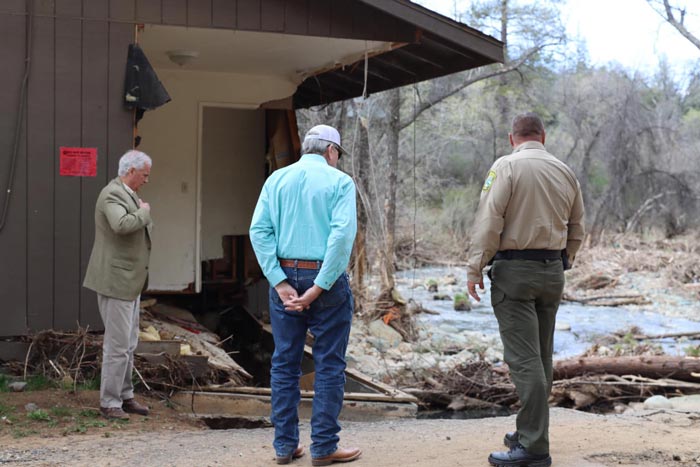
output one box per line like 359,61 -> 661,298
303,124 -> 349,156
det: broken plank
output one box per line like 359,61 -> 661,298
199,385 -> 418,403
170,391 -> 417,421
138,354 -> 209,378
135,340 -> 181,355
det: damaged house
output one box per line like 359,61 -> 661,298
0,0 -> 502,416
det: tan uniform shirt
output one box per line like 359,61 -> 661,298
467,141 -> 585,282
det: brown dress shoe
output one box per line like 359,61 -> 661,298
122,398 -> 149,416
276,445 -> 305,465
100,407 -> 129,420
311,447 -> 361,466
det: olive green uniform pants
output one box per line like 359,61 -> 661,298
490,259 -> 565,455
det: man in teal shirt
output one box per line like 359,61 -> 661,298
250,124 -> 361,466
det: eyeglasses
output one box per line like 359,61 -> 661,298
328,144 -> 342,159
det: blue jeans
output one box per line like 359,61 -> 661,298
270,266 -> 353,459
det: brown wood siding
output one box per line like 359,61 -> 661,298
53,6 -> 84,330
0,3 -> 133,337
162,0 -> 187,25
26,13 -> 56,331
0,12 -> 28,336
2,0 -> 500,336
80,15 -> 110,329
136,0 -> 161,23
79,0 -> 414,42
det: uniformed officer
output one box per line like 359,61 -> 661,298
467,112 -> 585,467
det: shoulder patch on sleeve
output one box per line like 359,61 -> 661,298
482,170 -> 497,192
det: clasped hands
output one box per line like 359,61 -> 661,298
275,281 -> 323,312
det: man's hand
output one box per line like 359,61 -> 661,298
139,199 -> 150,211
467,278 -> 484,302
275,281 -> 301,311
286,285 -> 324,311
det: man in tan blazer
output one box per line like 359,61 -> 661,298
84,150 -> 153,420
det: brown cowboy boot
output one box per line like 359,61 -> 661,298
100,407 -> 129,420
122,398 -> 149,416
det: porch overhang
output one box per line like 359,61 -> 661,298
293,0 -> 504,108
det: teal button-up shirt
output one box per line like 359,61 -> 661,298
249,154 -> 357,290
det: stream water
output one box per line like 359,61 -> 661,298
396,267 -> 700,360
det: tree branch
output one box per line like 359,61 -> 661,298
648,0 -> 700,51
398,43 -> 556,131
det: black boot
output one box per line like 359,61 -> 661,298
488,443 -> 552,467
503,431 -> 519,449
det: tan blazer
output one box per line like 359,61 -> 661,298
83,177 -> 152,301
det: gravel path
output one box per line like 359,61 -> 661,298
2,408 -> 699,467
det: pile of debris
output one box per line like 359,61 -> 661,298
403,354 -> 700,413
1,301 -> 251,394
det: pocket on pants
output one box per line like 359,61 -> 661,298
490,285 -> 507,307
316,274 -> 349,308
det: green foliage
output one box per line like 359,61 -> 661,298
0,400 -> 15,417
26,409 -> 51,422
62,418 -> 108,435
0,374 -> 10,392
440,186 -> 480,238
50,406 -> 72,418
588,163 -> 609,198
12,428 -> 39,438
77,378 -> 100,391
78,409 -> 101,419
454,293 -> 470,311
25,375 -> 55,391
685,345 -> 700,358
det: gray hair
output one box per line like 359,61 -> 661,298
301,138 -> 332,156
118,150 -> 152,176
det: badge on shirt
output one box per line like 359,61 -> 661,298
482,170 -> 497,191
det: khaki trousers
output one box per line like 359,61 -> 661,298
97,294 -> 140,408
490,259 -> 564,455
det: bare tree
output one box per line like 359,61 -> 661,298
647,0 -> 700,50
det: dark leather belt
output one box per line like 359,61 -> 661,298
279,259 -> 323,269
494,249 -> 562,261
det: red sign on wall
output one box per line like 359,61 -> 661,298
59,147 -> 97,177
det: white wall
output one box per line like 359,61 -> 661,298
139,69 -> 295,291
201,107 -> 265,261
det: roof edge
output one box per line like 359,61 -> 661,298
357,0 -> 504,64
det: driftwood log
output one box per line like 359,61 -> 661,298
562,292 -> 650,307
553,356 -> 700,382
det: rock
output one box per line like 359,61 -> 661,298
442,275 -> 458,286
367,320 -> 403,348
438,324 -> 460,334
433,294 -> 452,301
453,293 -> 471,311
669,394 -> 700,411
24,403 -> 39,412
426,280 -> 439,293
555,322 -> 571,331
643,395 -> 673,409
8,382 -> 27,392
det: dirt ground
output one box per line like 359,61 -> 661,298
1,389 -> 700,467
2,234 -> 699,466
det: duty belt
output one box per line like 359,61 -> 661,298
494,249 -> 562,261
